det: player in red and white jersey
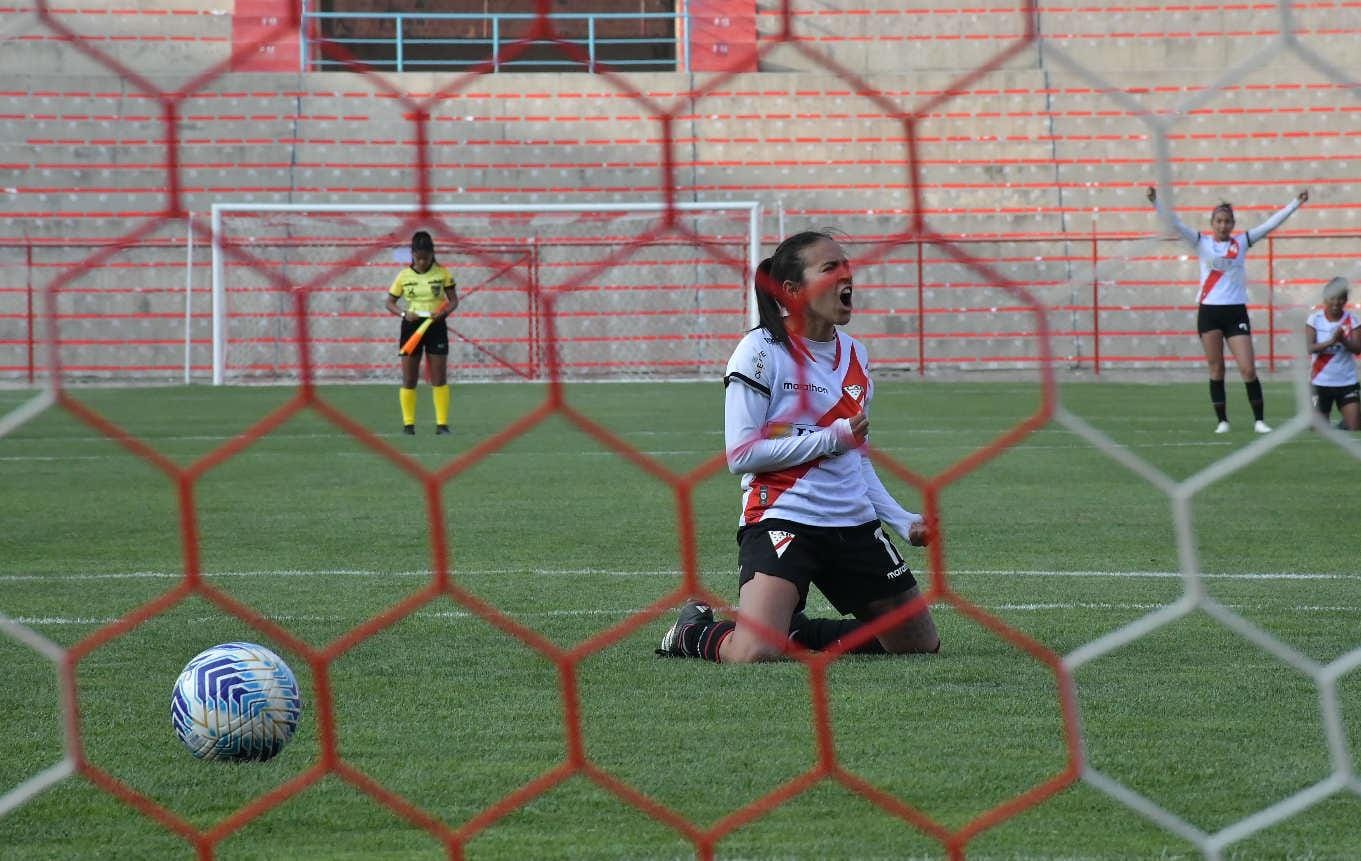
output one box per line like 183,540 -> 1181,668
1306,277 -> 1361,431
1147,186 -> 1308,435
657,231 -> 939,664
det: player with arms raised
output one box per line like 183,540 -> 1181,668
1147,186 -> 1308,434
657,231 -> 939,663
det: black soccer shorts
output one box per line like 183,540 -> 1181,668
398,317 -> 449,356
737,518 -> 917,616
1197,303 -> 1252,338
1313,383 -> 1361,416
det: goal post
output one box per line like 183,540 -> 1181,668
209,201 -> 763,386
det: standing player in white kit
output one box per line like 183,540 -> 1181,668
1147,186 -> 1308,434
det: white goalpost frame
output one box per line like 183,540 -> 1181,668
209,200 -> 763,386
184,214 -> 194,385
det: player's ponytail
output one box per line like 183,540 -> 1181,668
752,230 -> 834,347
754,257 -> 790,345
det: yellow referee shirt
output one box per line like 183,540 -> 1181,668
388,263 -> 455,316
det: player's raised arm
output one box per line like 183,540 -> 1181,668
1146,185 -> 1200,246
1245,190 -> 1307,246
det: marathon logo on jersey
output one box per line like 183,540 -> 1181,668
783,381 -> 830,394
1210,256 -> 1234,271
768,530 -> 795,558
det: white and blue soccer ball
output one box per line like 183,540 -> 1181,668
171,642 -> 302,762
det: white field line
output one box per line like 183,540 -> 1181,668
3,567 -> 1360,582
0,439 -> 1238,463
11,601 -> 1360,628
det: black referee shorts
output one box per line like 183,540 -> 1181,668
737,518 -> 917,616
398,316 -> 449,356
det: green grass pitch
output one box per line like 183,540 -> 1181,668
1,379 -> 1359,860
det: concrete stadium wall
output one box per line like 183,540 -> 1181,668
2,1 -> 1357,382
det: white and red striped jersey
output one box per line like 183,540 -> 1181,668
723,327 -> 922,539
1307,309 -> 1360,386
1154,196 -> 1302,306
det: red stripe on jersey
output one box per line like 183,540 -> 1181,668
1198,237 -> 1239,304
743,463 -> 817,524
824,345 -> 869,422
743,342 -> 871,524
1311,318 -> 1354,381
1311,351 -> 1332,381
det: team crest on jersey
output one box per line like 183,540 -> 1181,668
768,530 -> 795,558
758,485 -> 769,506
844,384 -> 864,401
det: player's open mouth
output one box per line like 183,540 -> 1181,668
839,285 -> 853,310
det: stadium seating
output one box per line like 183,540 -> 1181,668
3,1 -> 1360,380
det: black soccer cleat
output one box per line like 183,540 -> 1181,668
402,424 -> 416,435
435,424 -> 451,435
656,599 -> 714,657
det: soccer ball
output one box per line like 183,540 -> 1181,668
171,641 -> 302,762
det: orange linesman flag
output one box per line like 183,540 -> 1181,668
398,301 -> 450,356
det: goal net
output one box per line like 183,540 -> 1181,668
209,202 -> 762,385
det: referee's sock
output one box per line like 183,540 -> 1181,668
399,386 -> 417,426
788,615 -> 886,655
432,384 -> 450,426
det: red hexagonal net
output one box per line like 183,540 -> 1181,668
6,1 -> 1358,859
